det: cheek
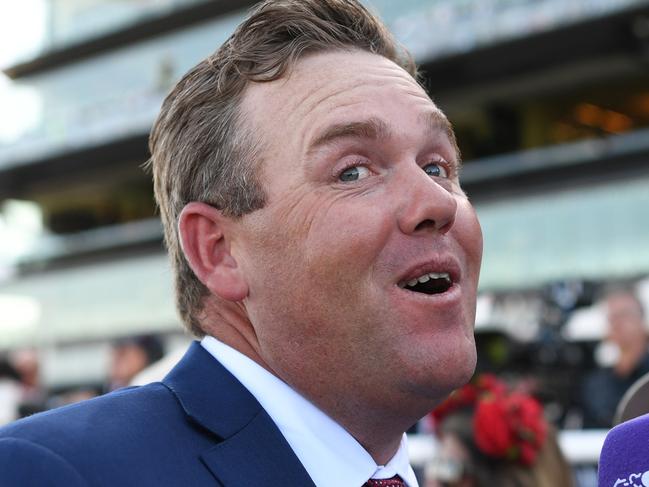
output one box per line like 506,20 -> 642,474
301,199 -> 394,280
244,192 -> 392,300
455,202 -> 483,269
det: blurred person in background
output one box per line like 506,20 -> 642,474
107,334 -> 165,391
0,358 -> 21,425
0,0 -> 483,485
426,375 -> 573,487
40,334 -> 166,409
128,345 -> 187,386
10,348 -> 46,418
581,287 -> 649,428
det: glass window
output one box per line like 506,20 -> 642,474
477,176 -> 649,289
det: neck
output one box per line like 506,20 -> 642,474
358,433 -> 404,466
289,377 -> 430,465
332,407 -> 414,465
201,300 -> 429,465
615,339 -> 648,376
201,299 -> 275,374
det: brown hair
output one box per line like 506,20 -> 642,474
148,0 -> 416,335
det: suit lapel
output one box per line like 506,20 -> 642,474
201,411 -> 317,486
162,342 -> 316,487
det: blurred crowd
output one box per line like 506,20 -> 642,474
419,283 -> 649,486
0,334 -> 165,424
1,282 -> 648,487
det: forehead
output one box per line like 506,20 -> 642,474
239,49 -> 447,160
607,293 -> 643,316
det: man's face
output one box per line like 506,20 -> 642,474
607,292 -> 646,348
233,50 -> 482,411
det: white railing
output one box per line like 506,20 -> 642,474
407,429 -> 608,467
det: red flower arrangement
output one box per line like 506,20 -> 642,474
431,374 -> 547,466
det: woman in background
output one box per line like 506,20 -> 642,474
425,375 -> 574,487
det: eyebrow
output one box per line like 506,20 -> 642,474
307,118 -> 391,156
421,111 -> 462,164
306,110 -> 459,161
420,110 -> 455,143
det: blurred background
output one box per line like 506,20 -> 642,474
1,0 -> 649,485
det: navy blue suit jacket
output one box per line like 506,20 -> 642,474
0,342 -> 316,486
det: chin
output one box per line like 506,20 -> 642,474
454,353 -> 477,387
441,353 -> 476,392
405,341 -> 476,402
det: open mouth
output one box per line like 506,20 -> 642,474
398,272 -> 453,295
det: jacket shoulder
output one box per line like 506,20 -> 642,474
0,382 -> 191,485
0,437 -> 87,487
0,382 -> 174,444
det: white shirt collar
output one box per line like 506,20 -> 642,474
201,336 -> 418,487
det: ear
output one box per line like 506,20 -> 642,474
178,202 -> 248,302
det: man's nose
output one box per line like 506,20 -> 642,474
396,164 -> 457,235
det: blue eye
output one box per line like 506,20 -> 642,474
423,162 -> 448,178
339,166 -> 370,182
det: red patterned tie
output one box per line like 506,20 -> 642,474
363,476 -> 407,486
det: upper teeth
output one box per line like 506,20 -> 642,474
402,272 -> 450,288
